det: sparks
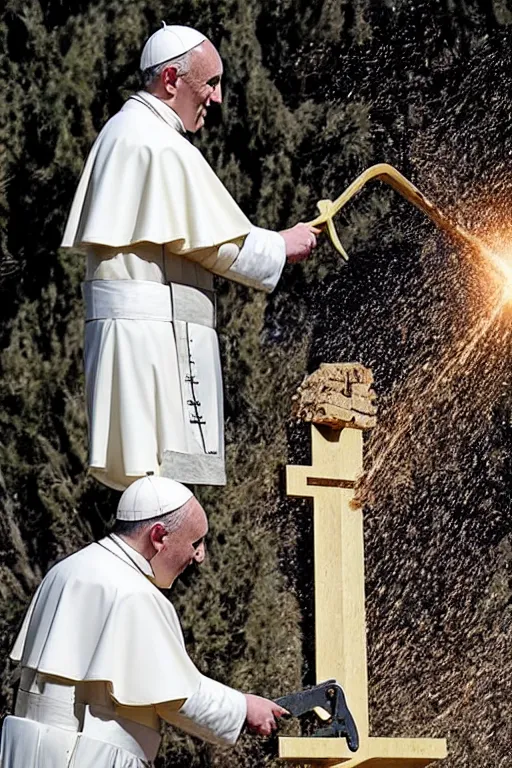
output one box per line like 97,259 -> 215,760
478,232 -> 512,304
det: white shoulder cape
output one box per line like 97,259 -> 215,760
61,92 -> 251,251
11,539 -> 201,706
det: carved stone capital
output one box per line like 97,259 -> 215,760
292,363 -> 377,430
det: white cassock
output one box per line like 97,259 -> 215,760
0,535 -> 247,767
61,91 -> 286,490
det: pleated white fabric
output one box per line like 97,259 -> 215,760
83,277 -> 225,489
10,539 -> 201,706
0,717 -> 153,768
1,667 -> 161,767
61,92 -> 251,251
83,282 -> 187,490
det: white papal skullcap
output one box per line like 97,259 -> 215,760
117,474 -> 193,521
140,22 -> 207,71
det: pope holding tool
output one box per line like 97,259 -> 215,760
62,22 -> 319,491
0,475 -> 287,767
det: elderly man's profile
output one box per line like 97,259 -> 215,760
0,475 -> 287,766
61,23 -> 319,491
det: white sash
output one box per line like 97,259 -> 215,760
83,279 -> 215,328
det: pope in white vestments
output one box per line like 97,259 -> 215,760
61,23 -> 318,491
0,476 -> 286,767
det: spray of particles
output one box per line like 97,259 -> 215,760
292,22 -> 512,765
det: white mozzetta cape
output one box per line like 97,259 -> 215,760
62,93 -> 251,251
11,538 -> 200,706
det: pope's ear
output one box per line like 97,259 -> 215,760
162,65 -> 179,93
149,522 -> 167,549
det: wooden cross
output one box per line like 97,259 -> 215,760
279,366 -> 447,767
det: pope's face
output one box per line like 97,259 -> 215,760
150,498 -> 208,588
170,41 -> 223,132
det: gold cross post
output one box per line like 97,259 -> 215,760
279,366 -> 447,767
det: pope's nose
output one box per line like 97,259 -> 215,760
210,82 -> 222,104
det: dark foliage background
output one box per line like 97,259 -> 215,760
1,1 -> 511,766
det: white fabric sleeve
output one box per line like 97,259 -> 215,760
217,225 -> 286,293
177,225 -> 286,293
157,674 -> 247,746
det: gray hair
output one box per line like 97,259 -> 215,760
141,50 -> 192,89
112,498 -> 193,537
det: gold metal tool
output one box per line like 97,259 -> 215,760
308,163 -> 482,259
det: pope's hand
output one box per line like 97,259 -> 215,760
280,222 -> 321,263
244,693 -> 288,736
